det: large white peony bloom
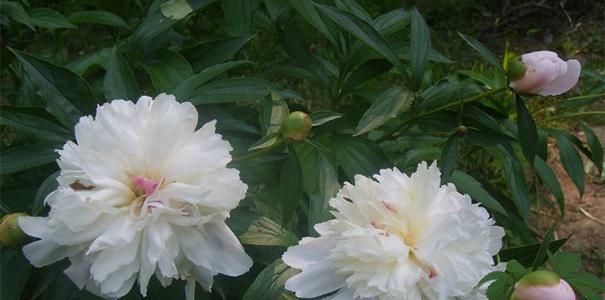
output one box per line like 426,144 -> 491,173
282,162 -> 505,299
19,94 -> 252,299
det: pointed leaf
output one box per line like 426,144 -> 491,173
410,7 -> 430,90
440,134 -> 459,182
310,111 -> 342,126
0,107 -> 71,142
533,156 -> 565,217
280,149 -> 304,224
449,170 -> 508,216
580,122 -> 603,175
315,3 -> 401,70
104,49 -> 141,101
173,60 -> 252,100
143,49 -> 193,93
516,95 -> 538,165
67,10 -> 129,28
355,86 -> 413,135
10,49 -> 99,127
228,208 -> 299,246
458,32 -> 505,74
553,131 -> 585,197
242,259 -> 298,300
29,7 -> 76,29
0,143 -> 59,175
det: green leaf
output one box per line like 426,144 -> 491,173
553,131 -> 585,197
65,48 -> 113,76
310,111 -> 342,126
533,156 -> 565,217
315,3 -> 401,70
242,259 -> 298,300
355,86 -> 413,135
131,0 -> 214,50
506,260 -> 529,281
0,249 -> 32,300
183,36 -> 254,71
228,208 -> 299,246
0,1 -> 35,30
580,122 -> 603,175
144,49 -> 193,93
531,223 -> 556,270
31,260 -> 69,299
449,171 -> 508,216
222,0 -> 259,36
515,95 -> 537,165
259,92 -> 289,136
373,8 -> 410,36
440,134 -> 458,182
410,7 -> 430,90
10,48 -> 99,127
29,7 -> 77,29
104,49 -> 141,101
486,272 -> 513,300
67,10 -> 129,28
498,238 -> 567,267
160,0 -> 194,19
0,107 -> 71,142
174,61 -> 252,100
278,27 -> 330,87
553,251 -> 582,276
280,149 -> 304,225
295,140 -> 339,230
188,78 -> 299,105
285,0 -> 336,44
335,0 -> 372,23
496,146 -> 531,219
458,32 -> 505,74
342,59 -> 392,92
0,143 -> 59,175
332,137 -> 389,179
32,171 -> 59,215
249,133 -> 282,151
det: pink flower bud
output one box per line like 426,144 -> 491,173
509,51 -> 581,96
510,270 -> 576,300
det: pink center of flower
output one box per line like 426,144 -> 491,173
132,176 -> 162,196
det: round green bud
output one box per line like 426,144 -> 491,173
0,212 -> 28,248
505,56 -> 527,81
456,125 -> 468,137
516,270 -> 561,287
281,111 -> 312,144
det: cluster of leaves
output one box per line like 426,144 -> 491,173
1,0 -> 603,299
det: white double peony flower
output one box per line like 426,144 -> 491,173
282,162 -> 505,299
19,94 -> 252,299
509,50 -> 581,96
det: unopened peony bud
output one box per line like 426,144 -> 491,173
509,51 -> 580,96
281,111 -> 312,143
510,270 -> 576,300
0,213 -> 28,247
505,56 -> 527,81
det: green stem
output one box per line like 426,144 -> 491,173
544,111 -> 605,122
377,86 -> 508,142
231,140 -> 283,163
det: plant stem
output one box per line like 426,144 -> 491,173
377,86 -> 508,142
231,141 -> 283,163
544,111 -> 605,122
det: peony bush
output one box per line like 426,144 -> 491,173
1,1 -> 603,300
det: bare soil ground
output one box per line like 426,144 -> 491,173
532,127 -> 605,278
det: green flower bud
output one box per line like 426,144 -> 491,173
456,125 -> 468,137
510,270 -> 575,300
281,111 -> 312,144
0,212 -> 28,247
504,56 -> 527,81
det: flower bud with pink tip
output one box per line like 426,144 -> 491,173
510,270 -> 576,300
508,51 -> 581,96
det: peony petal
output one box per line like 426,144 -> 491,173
285,262 -> 347,298
537,59 -> 581,96
204,222 -> 253,276
22,239 -> 77,267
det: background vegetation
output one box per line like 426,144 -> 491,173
1,0 -> 603,299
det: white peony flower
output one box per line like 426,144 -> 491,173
19,94 -> 252,299
509,50 -> 581,96
282,162 -> 505,300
